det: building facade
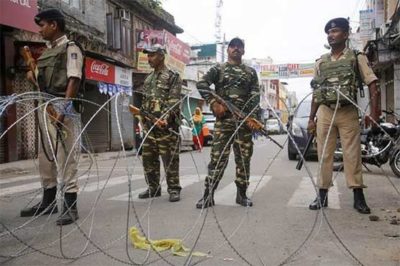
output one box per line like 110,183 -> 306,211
360,0 -> 400,124
0,0 -> 185,162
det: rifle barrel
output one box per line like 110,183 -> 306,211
296,134 -> 314,170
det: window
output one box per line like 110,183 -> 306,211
62,0 -> 80,9
121,22 -> 132,57
105,2 -> 133,57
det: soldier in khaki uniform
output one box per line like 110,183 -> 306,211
195,38 -> 260,208
138,44 -> 182,202
308,18 -> 379,214
21,9 -> 83,225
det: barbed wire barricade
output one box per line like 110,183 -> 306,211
0,87 -> 399,265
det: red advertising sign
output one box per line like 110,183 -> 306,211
136,30 -> 190,75
85,57 -> 115,84
0,0 -> 38,33
164,31 -> 190,64
136,30 -> 165,50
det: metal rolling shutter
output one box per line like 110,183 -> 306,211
81,84 -> 110,153
110,95 -> 133,150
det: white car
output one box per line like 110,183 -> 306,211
179,118 -> 194,148
266,119 -> 281,134
134,118 -> 194,153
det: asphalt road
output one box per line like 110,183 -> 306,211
0,135 -> 399,266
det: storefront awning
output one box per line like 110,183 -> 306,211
86,57 -> 133,96
86,57 -> 133,86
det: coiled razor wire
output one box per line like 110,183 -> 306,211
0,88 -> 399,266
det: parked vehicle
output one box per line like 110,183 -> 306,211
134,118 -> 194,154
334,110 -> 400,178
265,119 -> 281,134
202,112 -> 216,146
287,99 -> 317,160
180,118 -> 194,148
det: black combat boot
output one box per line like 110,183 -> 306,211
353,188 -> 371,214
196,181 -> 219,209
309,189 -> 328,210
20,187 -> 58,217
236,186 -> 253,207
196,187 -> 214,209
56,193 -> 79,226
138,188 -> 161,199
169,190 -> 180,202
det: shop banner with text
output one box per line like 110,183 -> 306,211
258,63 -> 314,79
0,0 -> 38,32
136,30 -> 189,76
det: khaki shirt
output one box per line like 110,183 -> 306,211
51,35 -> 83,79
314,47 -> 377,85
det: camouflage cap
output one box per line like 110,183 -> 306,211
34,8 -> 65,25
143,44 -> 167,54
228,37 -> 245,48
324,17 -> 349,33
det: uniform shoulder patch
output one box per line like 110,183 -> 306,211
160,71 -> 170,80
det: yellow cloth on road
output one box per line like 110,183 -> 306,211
129,227 -> 207,257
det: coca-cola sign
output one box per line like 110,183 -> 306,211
85,57 -> 115,84
90,61 -> 110,76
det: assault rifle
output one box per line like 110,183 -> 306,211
129,105 -> 168,130
296,134 -> 314,170
199,89 -> 283,149
21,46 -> 59,122
22,46 -> 67,159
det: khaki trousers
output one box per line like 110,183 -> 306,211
37,106 -> 80,193
316,104 -> 366,189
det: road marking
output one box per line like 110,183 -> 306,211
287,176 -> 340,209
0,175 -> 39,185
0,174 -> 97,197
108,174 -> 203,201
214,175 -> 272,206
0,171 -> 94,185
81,175 -> 143,192
0,172 -> 200,197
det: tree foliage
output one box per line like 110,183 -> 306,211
139,0 -> 163,12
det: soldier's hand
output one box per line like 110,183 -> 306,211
55,113 -> 65,125
246,118 -> 262,130
307,119 -> 316,135
155,119 -> 168,129
211,102 -> 227,118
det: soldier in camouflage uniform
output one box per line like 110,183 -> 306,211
196,37 -> 260,208
308,18 -> 379,214
138,44 -> 182,202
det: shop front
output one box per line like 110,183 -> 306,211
0,0 -> 38,163
82,56 -> 133,153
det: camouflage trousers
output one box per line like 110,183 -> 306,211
142,127 -> 181,193
205,118 -> 253,189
